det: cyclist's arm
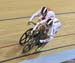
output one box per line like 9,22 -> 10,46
29,10 -> 41,22
40,35 -> 54,43
33,20 -> 46,31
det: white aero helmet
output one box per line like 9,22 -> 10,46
46,19 -> 53,26
41,6 -> 47,16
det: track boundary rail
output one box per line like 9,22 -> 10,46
0,44 -> 75,63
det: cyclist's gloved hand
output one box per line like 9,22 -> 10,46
40,40 -> 44,43
31,30 -> 35,34
28,21 -> 32,25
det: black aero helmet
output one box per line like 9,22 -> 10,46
41,7 -> 47,16
46,19 -> 53,26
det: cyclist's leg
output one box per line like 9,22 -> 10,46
53,21 -> 61,34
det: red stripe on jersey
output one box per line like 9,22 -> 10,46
41,16 -> 45,20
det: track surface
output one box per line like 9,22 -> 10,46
0,0 -> 75,63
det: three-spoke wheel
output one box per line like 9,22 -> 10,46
19,28 -> 33,45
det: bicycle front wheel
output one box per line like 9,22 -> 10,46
19,28 -> 33,45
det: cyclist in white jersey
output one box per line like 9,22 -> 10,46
28,6 -> 56,24
31,18 -> 61,43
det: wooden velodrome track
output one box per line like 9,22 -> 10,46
0,0 -> 75,63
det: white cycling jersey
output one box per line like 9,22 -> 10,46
29,8 -> 56,22
32,18 -> 61,43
